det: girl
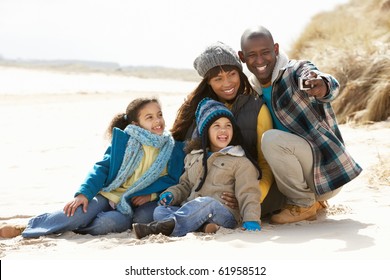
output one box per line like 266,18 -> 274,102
1,98 -> 185,238
133,98 -> 262,238
170,41 -> 285,217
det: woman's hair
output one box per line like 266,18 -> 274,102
170,65 -> 254,141
105,97 -> 160,139
186,116 -> 261,192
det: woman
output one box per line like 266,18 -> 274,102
171,41 -> 285,217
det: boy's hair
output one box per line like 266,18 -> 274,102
105,97 -> 160,139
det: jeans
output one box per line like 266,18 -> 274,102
132,201 -> 158,224
153,196 -> 237,237
22,194 -> 156,238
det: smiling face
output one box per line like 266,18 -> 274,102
135,101 -> 165,135
208,117 -> 233,152
239,35 -> 279,86
208,68 -> 241,103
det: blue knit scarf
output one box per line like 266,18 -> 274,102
102,125 -> 174,215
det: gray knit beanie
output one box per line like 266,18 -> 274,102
193,41 -> 243,77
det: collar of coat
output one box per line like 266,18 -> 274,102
190,145 -> 245,157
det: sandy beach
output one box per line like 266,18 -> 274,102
1,66 -> 389,279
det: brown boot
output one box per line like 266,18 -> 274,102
270,203 -> 317,224
0,225 -> 25,238
201,223 -> 220,234
316,200 -> 329,212
133,219 -> 175,239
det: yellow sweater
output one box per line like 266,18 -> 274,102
256,105 -> 274,202
100,145 -> 167,204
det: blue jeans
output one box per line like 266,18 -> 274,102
22,194 -> 157,238
132,201 -> 158,224
153,196 -> 237,237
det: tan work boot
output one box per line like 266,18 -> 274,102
0,225 -> 25,238
201,223 -> 220,234
270,203 -> 317,224
316,200 -> 329,212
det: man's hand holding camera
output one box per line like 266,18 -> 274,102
299,71 -> 328,98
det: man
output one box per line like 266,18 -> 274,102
238,25 -> 362,224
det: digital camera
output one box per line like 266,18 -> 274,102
299,77 -> 312,90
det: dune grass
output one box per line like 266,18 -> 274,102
289,0 -> 390,124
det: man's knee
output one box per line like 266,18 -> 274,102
261,129 -> 282,151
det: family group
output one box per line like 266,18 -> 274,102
0,25 -> 362,239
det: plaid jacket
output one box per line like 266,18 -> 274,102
251,58 -> 362,195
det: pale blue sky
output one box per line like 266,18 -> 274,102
0,0 -> 349,69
